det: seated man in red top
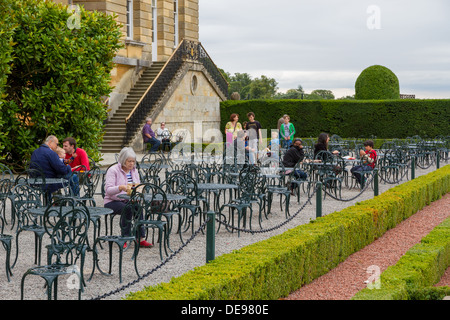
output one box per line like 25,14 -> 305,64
350,140 -> 377,187
62,137 -> 90,172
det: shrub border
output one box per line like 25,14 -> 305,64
352,216 -> 450,300
125,165 -> 450,300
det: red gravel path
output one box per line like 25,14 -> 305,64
284,192 -> 450,300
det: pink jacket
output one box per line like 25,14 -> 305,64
104,163 -> 140,205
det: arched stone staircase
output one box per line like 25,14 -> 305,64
100,62 -> 165,153
100,40 -> 229,154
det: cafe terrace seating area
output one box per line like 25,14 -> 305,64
0,135 -> 448,299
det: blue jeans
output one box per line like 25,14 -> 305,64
351,165 -> 373,185
145,137 -> 161,152
282,139 -> 292,149
67,172 -> 80,196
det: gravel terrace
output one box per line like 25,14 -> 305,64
0,155 -> 447,300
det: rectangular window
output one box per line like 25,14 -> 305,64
152,0 -> 156,41
173,0 -> 178,47
126,0 -> 133,39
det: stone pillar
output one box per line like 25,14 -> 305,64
157,0 -> 176,60
179,0 -> 199,41
133,0 -> 153,61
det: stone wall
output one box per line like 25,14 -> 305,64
129,63 -> 225,151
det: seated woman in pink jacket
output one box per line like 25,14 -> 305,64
103,147 -> 152,248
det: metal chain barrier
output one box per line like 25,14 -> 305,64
378,158 -> 412,185
89,217 -> 209,300
215,188 -> 317,235
322,173 -> 375,202
414,153 -> 436,170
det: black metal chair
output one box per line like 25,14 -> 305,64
89,197 -> 142,283
100,162 -> 118,235
315,150 -> 344,199
0,179 -> 13,282
0,164 -> 14,225
11,184 -> 45,267
73,165 -> 102,207
378,149 -> 402,183
138,158 -> 163,186
20,206 -> 90,300
218,165 -> 259,237
160,173 -> 195,246
286,160 -> 309,203
135,183 -> 169,261
262,158 -> 291,219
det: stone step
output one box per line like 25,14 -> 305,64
101,61 -> 166,150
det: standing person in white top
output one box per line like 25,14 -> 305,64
156,122 -> 171,151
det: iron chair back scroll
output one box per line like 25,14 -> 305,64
20,205 -> 90,300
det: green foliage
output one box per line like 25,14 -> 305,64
226,72 -> 252,98
220,99 -> 450,139
353,216 -> 450,300
273,85 -> 304,100
125,165 -> 450,300
248,75 -> 278,99
223,72 -> 278,100
0,0 -> 17,159
355,65 -> 400,100
308,89 -> 335,100
0,0 -> 122,169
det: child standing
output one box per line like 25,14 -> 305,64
279,115 -> 296,149
266,131 -> 280,160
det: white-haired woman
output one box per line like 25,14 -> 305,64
104,147 -> 152,248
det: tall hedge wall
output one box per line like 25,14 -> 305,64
220,99 -> 450,139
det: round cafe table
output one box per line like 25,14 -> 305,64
117,193 -> 187,202
186,183 -> 238,211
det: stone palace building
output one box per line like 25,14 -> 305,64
54,0 -> 228,152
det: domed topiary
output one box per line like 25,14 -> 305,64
355,65 -> 400,100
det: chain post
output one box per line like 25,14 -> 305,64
436,151 -> 440,169
373,168 -> 379,196
206,211 -> 216,263
411,156 -> 415,180
316,182 -> 322,218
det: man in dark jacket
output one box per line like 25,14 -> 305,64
30,135 -> 79,199
282,138 -> 308,181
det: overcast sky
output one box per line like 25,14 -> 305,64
199,0 -> 450,99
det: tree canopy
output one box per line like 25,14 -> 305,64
221,70 -> 343,101
0,0 -> 123,169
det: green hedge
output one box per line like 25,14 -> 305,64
220,99 -> 450,139
125,164 -> 450,300
352,217 -> 450,300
